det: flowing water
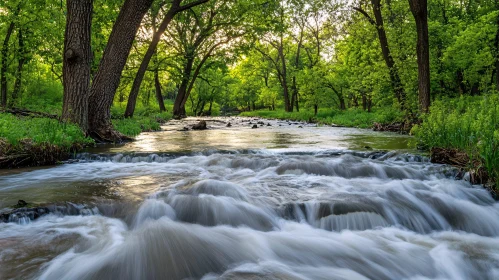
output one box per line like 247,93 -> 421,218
1,117 -> 498,280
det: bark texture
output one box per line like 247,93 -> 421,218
62,0 -> 93,130
409,0 -> 431,112
1,21 -> 15,107
154,67 -> 166,112
88,0 -> 155,141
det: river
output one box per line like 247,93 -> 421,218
1,117 -> 498,280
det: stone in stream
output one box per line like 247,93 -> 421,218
252,124 -> 258,129
267,123 -> 271,126
192,120 -> 207,130
226,122 -> 232,127
0,202 -> 99,224
16,200 -> 28,207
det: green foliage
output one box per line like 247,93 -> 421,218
412,94 -> 499,186
111,105 -> 172,137
0,113 -> 93,148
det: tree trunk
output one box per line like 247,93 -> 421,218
1,21 -> 15,107
62,0 -> 93,130
124,8 -> 175,118
154,67 -> 166,112
88,0 -> 154,141
198,100 -> 206,116
409,0 -> 430,113
362,93 -> 367,111
124,0 -> 209,118
173,56 -> 194,118
355,1 -> 407,110
208,99 -> 213,115
339,87 -> 346,110
11,28 -> 26,106
291,77 -> 299,112
314,104 -> 318,116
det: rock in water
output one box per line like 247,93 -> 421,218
16,200 -> 28,207
226,122 -> 232,127
192,121 -> 207,130
252,124 -> 258,129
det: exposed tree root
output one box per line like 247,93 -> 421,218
430,147 -> 490,186
88,126 -> 133,143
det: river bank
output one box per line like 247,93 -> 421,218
0,111 -> 170,168
241,103 -> 499,192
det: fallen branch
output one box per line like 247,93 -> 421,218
1,107 -> 60,120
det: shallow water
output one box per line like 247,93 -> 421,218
1,117 -> 498,280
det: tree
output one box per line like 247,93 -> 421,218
124,0 -> 210,118
409,0 -> 430,112
62,0 -> 93,130
164,0 -> 251,118
354,0 -> 407,110
87,0 -> 156,140
0,5 -> 18,107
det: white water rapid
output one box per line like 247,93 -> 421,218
0,118 -> 498,280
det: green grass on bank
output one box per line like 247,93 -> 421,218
240,107 -> 405,128
111,105 -> 172,137
0,104 -> 172,151
0,113 -> 93,148
412,94 -> 499,187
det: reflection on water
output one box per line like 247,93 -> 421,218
2,117 -> 496,280
86,117 -> 412,154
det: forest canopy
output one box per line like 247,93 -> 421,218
0,0 -> 497,136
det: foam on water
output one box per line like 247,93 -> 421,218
0,150 -> 498,279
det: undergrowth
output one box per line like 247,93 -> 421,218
412,94 -> 499,189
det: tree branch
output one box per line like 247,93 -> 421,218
353,7 -> 376,26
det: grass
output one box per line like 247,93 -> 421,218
111,104 -> 172,137
0,113 -> 93,148
0,101 -> 172,167
240,107 -> 405,128
412,94 -> 499,189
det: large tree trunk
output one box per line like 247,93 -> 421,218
88,0 -> 155,141
154,67 -> 166,112
11,28 -> 26,106
124,0 -> 209,118
354,1 -> 407,110
1,21 -> 15,108
62,0 -> 93,130
173,56 -> 194,118
409,0 -> 430,113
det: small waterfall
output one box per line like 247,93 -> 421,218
1,150 -> 498,280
